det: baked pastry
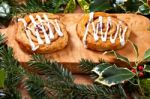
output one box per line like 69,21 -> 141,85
16,13 -> 68,53
77,12 -> 131,51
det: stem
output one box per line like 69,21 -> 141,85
137,77 -> 144,96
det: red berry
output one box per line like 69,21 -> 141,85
148,0 -> 150,6
137,66 -> 144,71
138,72 -> 144,77
131,68 -> 136,73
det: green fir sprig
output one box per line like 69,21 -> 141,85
0,34 -> 123,99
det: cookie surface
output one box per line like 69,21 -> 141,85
16,13 -> 68,53
77,12 -> 131,51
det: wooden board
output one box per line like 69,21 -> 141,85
0,13 -> 150,73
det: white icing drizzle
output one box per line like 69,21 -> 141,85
82,12 -> 94,48
54,19 -> 63,37
110,21 -> 121,44
18,18 -> 39,51
120,26 -> 128,46
43,14 -> 54,39
36,15 -> 50,44
29,15 -> 44,44
101,17 -> 111,42
18,14 -> 63,51
83,13 -> 128,47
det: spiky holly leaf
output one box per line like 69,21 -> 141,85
107,51 -> 130,66
90,0 -> 113,12
144,64 -> 150,73
138,4 -> 150,15
144,48 -> 150,60
93,65 -> 135,87
0,2 -> 10,18
129,41 -> 139,59
92,63 -> 112,78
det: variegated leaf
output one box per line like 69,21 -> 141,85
93,65 -> 135,87
144,64 -> 150,73
144,48 -> 150,60
107,51 -> 130,66
92,63 -> 112,79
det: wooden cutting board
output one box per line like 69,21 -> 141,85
0,13 -> 150,73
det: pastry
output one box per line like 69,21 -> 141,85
77,12 -> 131,51
16,13 -> 68,53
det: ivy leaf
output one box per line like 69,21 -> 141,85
144,49 -> 150,60
108,51 -> 130,66
77,0 -> 90,12
0,69 -> 6,88
64,0 -> 76,13
144,64 -> 150,73
93,65 -> 135,87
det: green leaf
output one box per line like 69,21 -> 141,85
79,59 -> 96,73
92,63 -> 112,79
129,41 -> 139,59
93,65 -> 135,87
77,0 -> 90,12
108,51 -> 130,66
64,0 -> 76,13
90,0 -> 113,12
0,2 -> 10,18
0,69 -> 6,88
144,49 -> 150,60
138,4 -> 150,15
124,0 -> 142,12
144,64 -> 150,73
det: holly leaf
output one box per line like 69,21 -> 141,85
0,69 -> 6,88
90,0 -> 113,12
129,41 -> 139,59
92,63 -> 112,79
93,65 -> 135,87
64,0 -> 76,13
144,64 -> 150,73
138,4 -> 150,15
0,2 -> 10,18
124,0 -> 142,12
108,51 -> 130,66
144,49 -> 150,60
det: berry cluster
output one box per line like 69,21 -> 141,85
131,65 -> 144,77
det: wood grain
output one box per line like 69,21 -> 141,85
0,13 -> 150,73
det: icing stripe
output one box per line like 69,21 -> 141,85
29,15 -> 44,44
83,13 -> 128,47
36,15 -> 51,44
43,14 -> 54,39
54,19 -> 63,37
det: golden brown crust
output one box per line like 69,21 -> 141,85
16,13 -> 68,53
77,12 -> 131,51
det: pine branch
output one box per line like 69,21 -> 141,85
0,46 -> 24,88
79,59 -> 97,73
0,34 -> 23,99
28,54 -> 74,83
0,34 -> 5,45
25,73 -> 53,99
25,54 -> 122,98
